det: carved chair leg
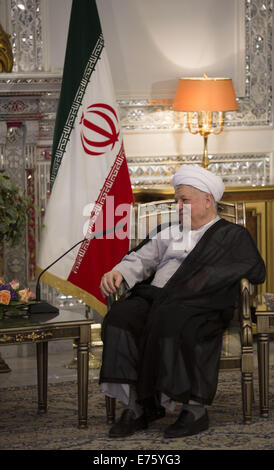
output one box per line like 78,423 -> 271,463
252,378 -> 255,403
106,396 -> 116,424
241,372 -> 253,424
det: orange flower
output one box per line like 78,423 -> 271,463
18,288 -> 35,303
0,290 -> 11,305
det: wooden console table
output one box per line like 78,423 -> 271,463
0,309 -> 92,428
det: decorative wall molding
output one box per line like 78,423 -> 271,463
25,120 -> 39,144
117,0 -> 273,131
0,72 -> 62,93
0,122 -> 7,144
128,153 -> 271,188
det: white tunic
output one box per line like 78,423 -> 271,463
114,216 -> 220,289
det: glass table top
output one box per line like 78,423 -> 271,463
0,309 -> 94,330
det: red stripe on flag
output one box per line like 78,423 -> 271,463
67,153 -> 134,306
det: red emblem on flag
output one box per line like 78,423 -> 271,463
79,103 -> 120,156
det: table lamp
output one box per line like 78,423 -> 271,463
173,73 -> 238,168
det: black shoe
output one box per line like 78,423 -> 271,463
143,395 -> 166,423
164,408 -> 209,438
109,409 -> 148,438
145,405 -> 166,423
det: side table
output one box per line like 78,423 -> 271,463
0,309 -> 92,428
255,305 -> 274,418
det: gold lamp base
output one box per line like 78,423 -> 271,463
0,354 -> 11,373
186,110 -> 225,170
202,134 -> 209,169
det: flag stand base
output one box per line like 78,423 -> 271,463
0,354 -> 11,373
65,323 -> 102,370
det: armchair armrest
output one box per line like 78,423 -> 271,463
239,278 -> 255,423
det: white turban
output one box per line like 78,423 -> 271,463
172,164 -> 225,202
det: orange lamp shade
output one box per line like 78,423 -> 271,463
173,77 -> 238,112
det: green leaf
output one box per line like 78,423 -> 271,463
0,222 -> 8,233
0,170 -> 29,246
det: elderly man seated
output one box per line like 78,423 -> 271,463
99,164 -> 265,439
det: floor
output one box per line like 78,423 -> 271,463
0,347 -> 102,388
0,339 -> 273,389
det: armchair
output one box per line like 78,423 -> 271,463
105,200 -> 254,425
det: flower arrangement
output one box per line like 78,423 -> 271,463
0,171 -> 32,247
0,277 -> 35,317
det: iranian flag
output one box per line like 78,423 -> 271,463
37,0 -> 134,316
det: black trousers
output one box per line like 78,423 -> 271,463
99,285 -> 223,405
100,288 -> 157,386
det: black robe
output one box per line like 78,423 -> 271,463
99,218 -> 266,405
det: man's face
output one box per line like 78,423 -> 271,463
174,185 -> 212,229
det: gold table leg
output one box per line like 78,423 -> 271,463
77,325 -> 90,428
36,342 -> 48,414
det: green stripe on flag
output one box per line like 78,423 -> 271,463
50,0 -> 104,189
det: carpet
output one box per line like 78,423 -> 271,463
0,367 -> 273,451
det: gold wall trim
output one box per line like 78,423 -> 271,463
133,185 -> 274,200
227,186 -> 274,193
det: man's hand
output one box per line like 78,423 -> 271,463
100,270 -> 123,298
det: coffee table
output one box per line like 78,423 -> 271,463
255,304 -> 274,418
0,309 -> 92,428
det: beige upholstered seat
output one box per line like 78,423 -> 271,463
105,200 -> 254,424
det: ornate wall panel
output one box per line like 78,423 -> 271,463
9,0 -> 43,73
0,0 -> 272,127
118,0 -> 273,131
